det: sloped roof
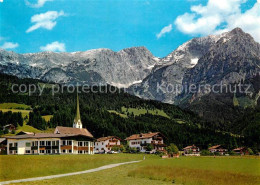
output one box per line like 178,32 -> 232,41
3,124 -> 15,128
16,131 -> 34,135
96,136 -> 121,142
183,145 -> 198,150
209,145 -> 226,150
233,147 -> 247,151
6,133 -> 81,139
55,126 -> 93,138
125,132 -> 164,140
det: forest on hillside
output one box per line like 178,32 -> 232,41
0,73 -> 259,152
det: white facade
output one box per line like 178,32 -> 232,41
95,137 -> 121,153
7,138 -> 94,155
73,120 -> 82,129
126,133 -> 166,153
128,138 -> 152,152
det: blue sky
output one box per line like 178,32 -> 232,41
0,0 -> 259,57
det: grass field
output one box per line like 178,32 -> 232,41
108,110 -> 128,118
0,103 -> 31,110
0,103 -> 32,119
0,154 -> 143,182
0,155 -> 259,185
42,115 -> 53,122
0,109 -> 31,118
109,107 -> 170,119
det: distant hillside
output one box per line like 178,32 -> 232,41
0,73 -> 258,151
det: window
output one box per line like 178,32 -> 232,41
25,150 -> 31,154
67,141 -> 72,145
62,140 -> 66,145
40,150 -> 44,153
68,150 -> 72,153
14,143 -> 18,147
9,143 -> 13,148
46,141 -> 51,146
56,140 -> 59,146
40,141 -> 45,146
26,142 -> 31,147
32,141 -> 38,146
63,150 -> 66,153
78,142 -> 83,146
52,141 -> 56,146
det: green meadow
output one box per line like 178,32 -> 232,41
0,103 -> 55,135
42,115 -> 53,122
0,103 -> 32,119
0,155 -> 259,185
109,106 -> 170,119
0,103 -> 31,110
0,154 -> 143,182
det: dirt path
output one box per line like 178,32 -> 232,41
0,160 -> 141,185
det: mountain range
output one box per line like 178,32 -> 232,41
1,28 -> 259,123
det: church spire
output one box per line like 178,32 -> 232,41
75,93 -> 81,122
73,93 -> 82,129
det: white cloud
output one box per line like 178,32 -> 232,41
40,41 -> 66,52
26,11 -> 65,33
156,24 -> 173,39
174,0 -> 260,42
25,0 -> 53,8
0,42 -> 19,49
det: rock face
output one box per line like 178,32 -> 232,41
128,28 -> 260,123
128,32 -> 227,103
0,47 -> 157,87
178,28 -> 260,101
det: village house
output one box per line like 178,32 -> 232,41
5,94 -> 95,155
209,145 -> 228,155
183,145 -> 200,156
95,136 -> 121,153
3,124 -> 16,133
233,147 -> 249,155
126,132 -> 166,153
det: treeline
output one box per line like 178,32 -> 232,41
0,111 -> 23,128
28,111 -> 47,130
0,73 -> 258,151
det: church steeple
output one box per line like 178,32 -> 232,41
73,93 -> 83,129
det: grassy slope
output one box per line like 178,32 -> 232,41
0,103 -> 54,134
0,103 -> 31,110
8,156 -> 260,185
121,106 -> 170,118
0,109 -> 31,118
0,103 -> 32,119
109,107 -> 187,124
108,110 -> 128,118
109,106 -> 171,119
42,115 -> 53,122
